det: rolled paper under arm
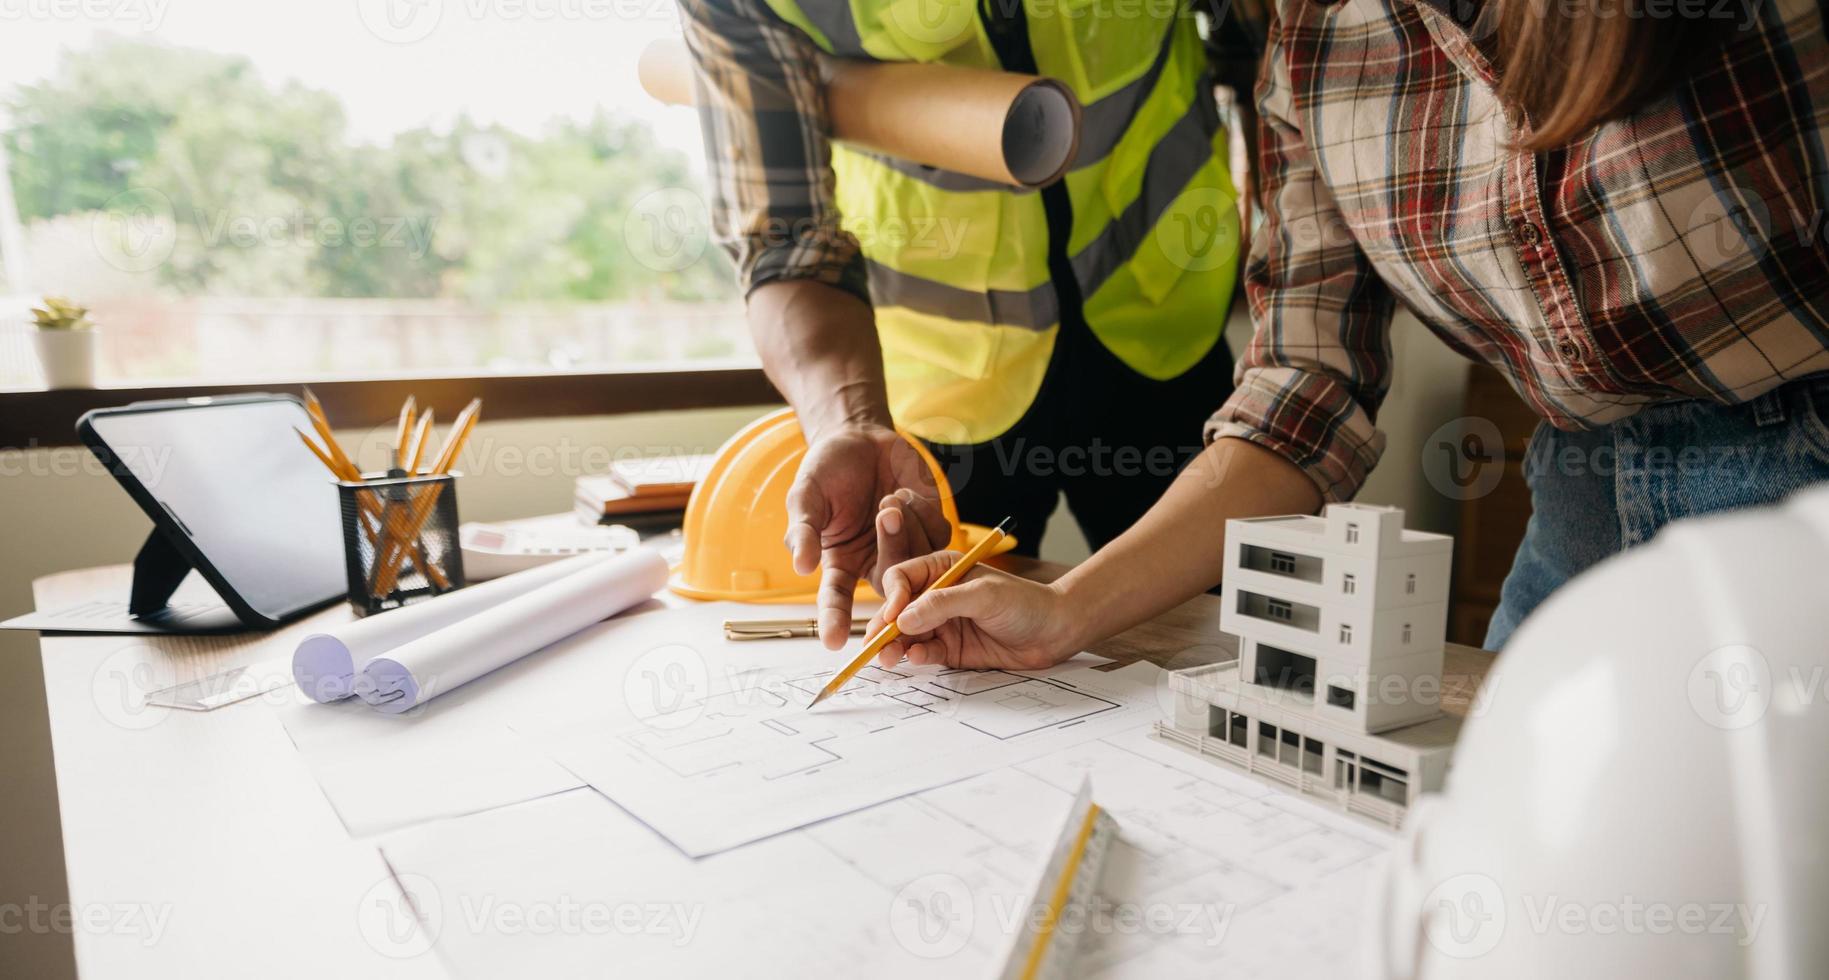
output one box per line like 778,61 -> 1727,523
637,38 -> 1081,189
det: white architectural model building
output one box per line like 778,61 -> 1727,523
1155,503 -> 1461,827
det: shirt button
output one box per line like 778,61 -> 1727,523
1557,339 -> 1584,362
1514,219 -> 1543,247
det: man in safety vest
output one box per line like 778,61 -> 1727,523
680,0 -> 1263,646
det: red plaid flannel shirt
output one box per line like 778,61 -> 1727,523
1208,0 -> 1829,500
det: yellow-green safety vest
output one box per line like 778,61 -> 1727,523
763,0 -> 1242,445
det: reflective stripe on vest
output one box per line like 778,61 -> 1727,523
762,0 -> 1240,444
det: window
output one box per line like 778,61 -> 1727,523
1405,573 -> 1417,595
1345,523 -> 1360,543
1269,552 -> 1297,575
1207,706 -> 1228,739
1302,737 -> 1324,775
1402,623 -> 1413,644
1257,722 -> 1279,758
1339,624 -> 1353,644
1335,749 -> 1357,790
1,17 -> 746,391
1253,644 -> 1316,696
1228,711 -> 1249,748
1326,685 -> 1356,710
1237,590 -> 1319,631
1342,573 -> 1356,595
1357,758 -> 1411,805
1279,728 -> 1302,768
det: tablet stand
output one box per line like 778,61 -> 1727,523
128,528 -> 198,618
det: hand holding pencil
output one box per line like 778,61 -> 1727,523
854,519 -> 1086,676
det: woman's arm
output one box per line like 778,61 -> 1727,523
869,437 -> 1319,668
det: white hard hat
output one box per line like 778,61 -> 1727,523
1370,484 -> 1829,979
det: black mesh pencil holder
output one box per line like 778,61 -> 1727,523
336,472 -> 466,615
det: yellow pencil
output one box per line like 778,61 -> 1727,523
807,516 -> 1013,709
393,396 -> 416,469
406,408 -> 434,474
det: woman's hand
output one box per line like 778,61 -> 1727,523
867,551 -> 1081,670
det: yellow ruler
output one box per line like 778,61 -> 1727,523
998,777 -> 1119,980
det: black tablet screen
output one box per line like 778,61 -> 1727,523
88,398 -> 346,620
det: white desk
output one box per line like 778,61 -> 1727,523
33,567 -> 445,979
34,562 -> 1494,977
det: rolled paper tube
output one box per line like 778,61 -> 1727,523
637,38 -> 1081,188
293,553 -> 600,703
355,547 -> 671,714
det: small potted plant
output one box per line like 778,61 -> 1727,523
31,296 -> 97,388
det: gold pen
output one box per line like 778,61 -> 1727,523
723,617 -> 870,641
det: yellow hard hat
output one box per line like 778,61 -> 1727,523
670,407 -> 1015,603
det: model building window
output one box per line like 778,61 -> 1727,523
1339,624 -> 1352,644
1266,598 -> 1293,622
1405,573 -> 1416,595
1342,573 -> 1356,595
1269,551 -> 1297,575
1345,523 -> 1360,543
1257,721 -> 1278,758
1402,623 -> 1413,643
1229,711 -> 1248,747
1326,684 -> 1355,710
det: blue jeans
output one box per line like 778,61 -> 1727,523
1483,377 -> 1829,650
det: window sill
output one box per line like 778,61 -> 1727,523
0,365 -> 783,448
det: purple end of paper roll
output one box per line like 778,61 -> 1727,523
354,657 -> 420,715
293,634 -> 356,703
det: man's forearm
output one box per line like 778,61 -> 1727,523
748,279 -> 891,440
1051,437 -> 1323,651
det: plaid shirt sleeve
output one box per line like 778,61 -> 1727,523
678,0 -> 870,302
1203,12 -> 1396,503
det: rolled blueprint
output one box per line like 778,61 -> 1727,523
637,38 -> 1081,188
354,547 -> 670,714
293,554 -> 601,703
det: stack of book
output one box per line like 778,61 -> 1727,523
574,453 -> 715,529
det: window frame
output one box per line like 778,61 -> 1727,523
0,366 -> 782,448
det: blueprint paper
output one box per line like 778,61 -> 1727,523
275,600 -> 892,836
377,724 -> 1395,980
524,660 -> 1165,856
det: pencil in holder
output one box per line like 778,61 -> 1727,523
336,472 -> 466,614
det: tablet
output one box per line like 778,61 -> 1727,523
75,394 -> 347,628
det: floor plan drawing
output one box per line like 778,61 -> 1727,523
379,723 -> 1396,980
530,661 -> 1161,856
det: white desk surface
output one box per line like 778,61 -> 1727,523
33,566 -> 447,979
34,562 -> 1494,978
